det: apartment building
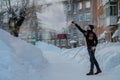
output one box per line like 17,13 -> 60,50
96,0 -> 118,42
112,0 -> 120,41
64,0 -> 94,47
104,0 -> 118,42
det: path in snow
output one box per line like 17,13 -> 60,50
35,42 -> 120,80
41,49 -> 119,80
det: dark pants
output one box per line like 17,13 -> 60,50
88,48 -> 101,72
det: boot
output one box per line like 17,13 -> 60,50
95,69 -> 102,75
86,71 -> 94,75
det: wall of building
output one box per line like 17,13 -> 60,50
64,0 -> 94,47
96,0 -> 105,36
96,0 -> 119,42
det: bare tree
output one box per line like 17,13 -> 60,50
1,0 -> 29,37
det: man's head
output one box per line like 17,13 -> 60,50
87,25 -> 94,31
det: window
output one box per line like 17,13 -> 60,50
118,2 -> 120,16
78,2 -> 82,10
110,0 -> 117,2
2,0 -> 6,6
105,5 -> 110,17
102,14 -> 105,25
85,1 -> 91,8
3,13 -> 9,23
98,14 -> 104,27
73,4 -> 77,14
85,13 -> 91,21
110,5 -> 117,16
102,0 -> 106,6
79,14 -> 84,21
99,0 -> 102,6
73,16 -> 77,21
105,4 -> 117,17
103,0 -> 113,5
67,15 -> 72,22
67,4 -> 71,11
98,17 -> 100,27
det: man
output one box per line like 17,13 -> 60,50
72,21 -> 102,75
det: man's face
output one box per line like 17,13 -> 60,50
87,26 -> 91,30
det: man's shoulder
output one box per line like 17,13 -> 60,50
92,32 -> 96,35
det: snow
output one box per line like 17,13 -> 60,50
36,41 -> 120,80
70,40 -> 77,43
0,28 -> 120,80
35,41 -> 61,52
0,29 -> 48,80
112,28 -> 120,38
98,31 -> 107,40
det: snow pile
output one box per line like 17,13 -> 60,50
0,29 -> 48,80
35,39 -> 120,80
35,41 -> 61,52
96,43 -> 120,71
61,43 -> 120,72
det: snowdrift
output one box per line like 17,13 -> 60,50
35,40 -> 120,80
35,41 -> 61,52
0,29 -> 48,80
96,43 -> 120,71
61,43 -> 120,72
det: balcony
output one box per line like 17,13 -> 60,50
105,16 -> 117,28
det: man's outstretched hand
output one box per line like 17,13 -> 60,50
71,21 -> 75,24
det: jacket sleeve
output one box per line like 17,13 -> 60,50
74,23 -> 86,33
94,33 -> 98,46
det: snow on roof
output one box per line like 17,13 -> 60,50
98,31 -> 107,40
112,28 -> 120,38
117,19 -> 120,24
70,40 -> 77,44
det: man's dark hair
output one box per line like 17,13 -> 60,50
89,25 -> 94,30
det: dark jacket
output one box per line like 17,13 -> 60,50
75,24 -> 98,48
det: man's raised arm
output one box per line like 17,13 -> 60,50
72,21 -> 86,33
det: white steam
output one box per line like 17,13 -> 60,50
39,2 -> 67,32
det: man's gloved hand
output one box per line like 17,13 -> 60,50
92,46 -> 96,50
72,21 -> 75,24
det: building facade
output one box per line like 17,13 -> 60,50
96,0 -> 119,42
96,0 -> 104,36
104,0 -> 118,42
96,0 -> 106,42
64,0 -> 94,47
112,0 -> 120,41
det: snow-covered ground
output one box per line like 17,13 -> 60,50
0,29 -> 120,80
36,41 -> 120,80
